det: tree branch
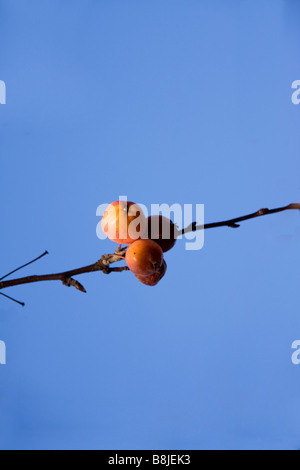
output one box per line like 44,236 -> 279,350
179,203 -> 300,235
0,203 -> 298,301
0,252 -> 129,293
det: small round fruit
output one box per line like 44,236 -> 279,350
146,215 -> 177,253
101,201 -> 146,244
135,260 -> 167,286
125,239 -> 163,276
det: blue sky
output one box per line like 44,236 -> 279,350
0,0 -> 299,450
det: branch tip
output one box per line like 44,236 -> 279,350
0,292 -> 25,307
0,250 -> 49,281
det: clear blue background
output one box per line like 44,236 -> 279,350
0,0 -> 299,450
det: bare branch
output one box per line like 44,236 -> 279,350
0,251 -> 128,293
179,203 -> 300,236
0,203 -> 298,305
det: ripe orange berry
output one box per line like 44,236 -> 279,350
125,239 -> 163,276
135,260 -> 167,286
101,201 -> 146,244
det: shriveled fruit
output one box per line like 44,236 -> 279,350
146,215 -> 177,253
101,201 -> 146,244
135,260 -> 167,286
125,239 -> 163,276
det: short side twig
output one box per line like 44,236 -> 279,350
0,292 -> 25,307
0,250 -> 49,281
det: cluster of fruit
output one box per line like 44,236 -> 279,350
101,201 -> 177,286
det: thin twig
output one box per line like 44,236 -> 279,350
0,292 -> 25,307
179,203 -> 300,235
0,250 -> 49,281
